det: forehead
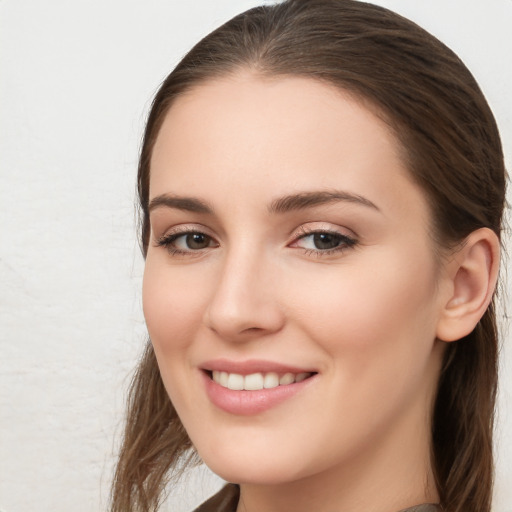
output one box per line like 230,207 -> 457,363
152,73 -> 398,169
149,72 -> 428,224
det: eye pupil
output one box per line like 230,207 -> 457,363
186,233 -> 210,249
313,233 -> 340,250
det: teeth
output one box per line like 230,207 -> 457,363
244,373 -> 264,390
263,372 -> 279,389
227,373 -> 244,390
212,370 -> 229,387
219,371 -> 229,387
279,373 -> 295,385
211,371 -> 312,390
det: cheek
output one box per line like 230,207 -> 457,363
284,251 -> 441,449
142,255 -> 207,352
288,248 -> 439,365
142,255 -> 212,417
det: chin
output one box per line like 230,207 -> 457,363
197,442 -> 313,485
206,461 -> 304,486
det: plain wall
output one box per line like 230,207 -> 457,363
0,1 -> 510,511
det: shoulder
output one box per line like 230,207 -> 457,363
191,486 -> 441,512
192,484 -> 240,512
398,505 -> 442,512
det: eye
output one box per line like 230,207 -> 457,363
156,230 -> 218,255
291,229 -> 357,255
301,232 -> 344,250
177,232 -> 213,250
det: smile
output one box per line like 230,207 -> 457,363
211,370 -> 314,391
202,363 -> 318,415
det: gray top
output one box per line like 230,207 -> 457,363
193,484 -> 442,512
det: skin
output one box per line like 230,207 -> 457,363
143,72 -> 458,512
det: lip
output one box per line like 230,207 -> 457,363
200,358 -> 317,375
200,359 -> 318,416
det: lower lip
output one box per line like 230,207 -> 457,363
202,371 -> 316,415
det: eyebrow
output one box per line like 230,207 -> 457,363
268,190 -> 380,214
148,194 -> 214,214
148,189 -> 379,215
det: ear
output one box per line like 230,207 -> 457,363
436,228 -> 500,342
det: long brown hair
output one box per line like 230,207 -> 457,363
110,1 -> 506,511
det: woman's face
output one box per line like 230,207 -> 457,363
144,73 -> 448,486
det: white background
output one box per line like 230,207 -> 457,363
0,1 -> 510,511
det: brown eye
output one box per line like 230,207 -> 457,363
291,229 -> 357,256
157,230 -> 218,254
185,233 -> 211,250
311,233 -> 342,250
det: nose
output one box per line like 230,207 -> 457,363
203,247 -> 285,342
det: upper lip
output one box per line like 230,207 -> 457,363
200,358 -> 317,375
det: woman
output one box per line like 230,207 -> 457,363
111,1 -> 506,511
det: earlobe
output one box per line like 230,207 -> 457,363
436,228 -> 500,342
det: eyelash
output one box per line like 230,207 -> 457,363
292,226 -> 358,257
156,229 -> 218,257
155,226 -> 358,257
